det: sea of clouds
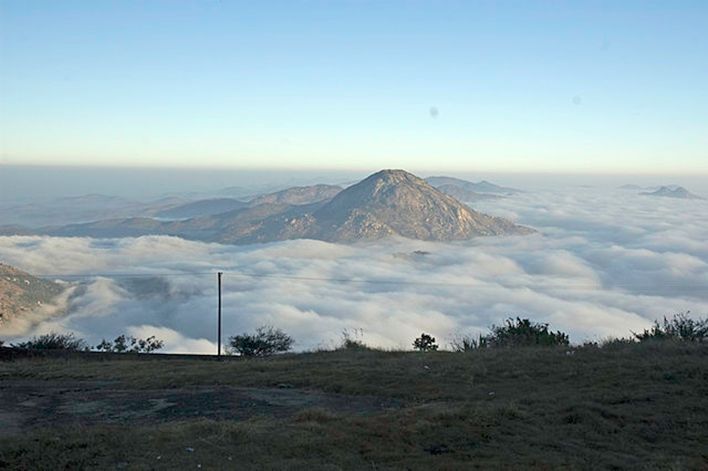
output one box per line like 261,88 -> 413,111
1,187 -> 707,353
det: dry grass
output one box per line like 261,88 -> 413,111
1,341 -> 707,469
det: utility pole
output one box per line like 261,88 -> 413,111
217,271 -> 223,359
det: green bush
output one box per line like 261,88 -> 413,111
600,337 -> 636,348
413,333 -> 438,352
481,317 -> 569,348
94,335 -> 164,353
13,332 -> 89,351
227,326 -> 294,357
339,328 -> 369,350
633,312 -> 707,342
450,334 -> 483,352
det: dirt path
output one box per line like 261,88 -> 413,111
0,380 -> 400,437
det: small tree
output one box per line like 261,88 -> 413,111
13,332 -> 89,351
94,335 -> 164,353
482,317 -> 569,348
413,333 -> 438,352
227,326 -> 294,357
634,312 -> 707,342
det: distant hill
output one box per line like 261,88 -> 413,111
155,198 -> 248,219
249,184 -> 342,206
0,263 -> 65,327
640,186 -> 705,200
40,170 -> 534,244
151,185 -> 341,220
618,184 -> 647,190
425,176 -> 520,195
0,225 -> 37,236
433,184 -> 502,202
0,193 -> 192,228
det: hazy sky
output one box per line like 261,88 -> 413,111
1,1 -> 707,173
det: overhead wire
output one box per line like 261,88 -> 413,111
0,270 -> 704,290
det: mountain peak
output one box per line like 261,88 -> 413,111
371,168 -> 416,177
307,169 -> 533,242
38,169 -> 535,244
364,169 -> 423,184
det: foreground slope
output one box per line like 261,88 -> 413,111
0,342 -> 705,468
0,263 -> 65,326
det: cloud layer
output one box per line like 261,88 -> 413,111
1,188 -> 707,352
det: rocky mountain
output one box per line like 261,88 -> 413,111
286,169 -> 532,242
0,263 -> 66,326
425,176 -> 520,196
31,170 -> 534,244
640,186 -> 705,200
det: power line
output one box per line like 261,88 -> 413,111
0,271 -> 214,279
0,270 -> 705,290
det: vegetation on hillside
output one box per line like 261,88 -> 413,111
3,313 -> 705,358
12,332 -> 89,351
94,335 -> 164,353
413,333 -> 439,351
9,332 -> 164,354
338,328 -> 369,351
0,340 -> 705,469
633,312 -> 707,342
227,325 -> 294,357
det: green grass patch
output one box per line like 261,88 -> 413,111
1,342 -> 707,469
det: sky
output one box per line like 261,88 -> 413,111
1,0 -> 707,173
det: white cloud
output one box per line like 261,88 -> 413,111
1,188 -> 707,351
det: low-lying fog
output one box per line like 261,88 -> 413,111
1,173 -> 707,353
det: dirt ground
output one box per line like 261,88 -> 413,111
0,379 -> 400,438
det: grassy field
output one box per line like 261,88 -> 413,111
1,341 -> 707,469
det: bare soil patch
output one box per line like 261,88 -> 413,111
0,379 -> 399,437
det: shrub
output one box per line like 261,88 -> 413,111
482,317 -> 569,348
94,335 -> 164,353
598,337 -> 635,348
227,326 -> 294,357
450,334 -> 483,352
633,312 -> 707,342
340,328 -> 368,350
13,332 -> 88,351
413,333 -> 438,352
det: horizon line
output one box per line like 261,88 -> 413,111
2,162 -> 708,177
